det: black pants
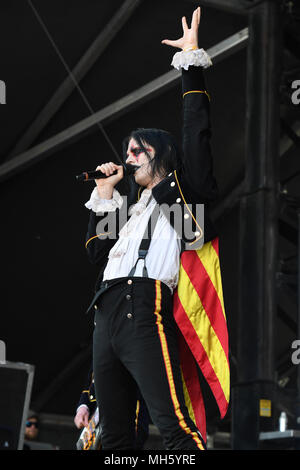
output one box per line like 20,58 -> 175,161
92,276 -> 206,450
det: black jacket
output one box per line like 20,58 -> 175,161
85,65 -> 218,290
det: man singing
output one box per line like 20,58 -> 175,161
84,7 -> 229,450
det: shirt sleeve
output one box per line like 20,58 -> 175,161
76,404 -> 89,414
171,48 -> 212,71
85,187 -> 124,214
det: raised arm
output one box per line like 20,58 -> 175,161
162,7 -> 218,202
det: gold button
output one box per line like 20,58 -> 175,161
90,395 -> 94,400
127,279 -> 132,285
168,172 -> 173,176
194,231 -> 200,237
176,198 -> 181,203
94,305 -> 97,310
127,313 -> 133,319
170,182 -> 175,187
184,214 -> 189,219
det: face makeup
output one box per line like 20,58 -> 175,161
126,138 -> 159,188
127,145 -> 152,163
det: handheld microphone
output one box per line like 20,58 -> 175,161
76,163 -> 140,182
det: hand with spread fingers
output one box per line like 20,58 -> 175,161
161,7 -> 201,51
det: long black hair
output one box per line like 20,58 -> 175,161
122,128 -> 182,178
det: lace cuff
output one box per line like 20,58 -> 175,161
171,48 -> 212,71
85,186 -> 123,214
76,404 -> 89,413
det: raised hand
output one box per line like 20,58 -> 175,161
161,7 -> 201,51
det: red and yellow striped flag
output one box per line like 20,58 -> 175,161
173,237 -> 230,442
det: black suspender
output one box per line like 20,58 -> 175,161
86,199 -> 161,314
128,203 -> 160,278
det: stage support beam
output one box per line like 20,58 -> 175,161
232,0 -> 282,450
0,28 -> 248,182
211,123 -> 300,223
296,212 -> 300,430
186,0 -> 248,14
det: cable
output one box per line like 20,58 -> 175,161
27,0 -> 123,165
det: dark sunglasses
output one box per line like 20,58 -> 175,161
26,421 -> 39,428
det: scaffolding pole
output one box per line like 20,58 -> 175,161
232,0 -> 282,450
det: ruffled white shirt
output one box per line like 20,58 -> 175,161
85,49 -> 212,292
85,187 -> 181,292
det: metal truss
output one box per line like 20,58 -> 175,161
0,27 -> 248,182
6,0 -> 142,160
